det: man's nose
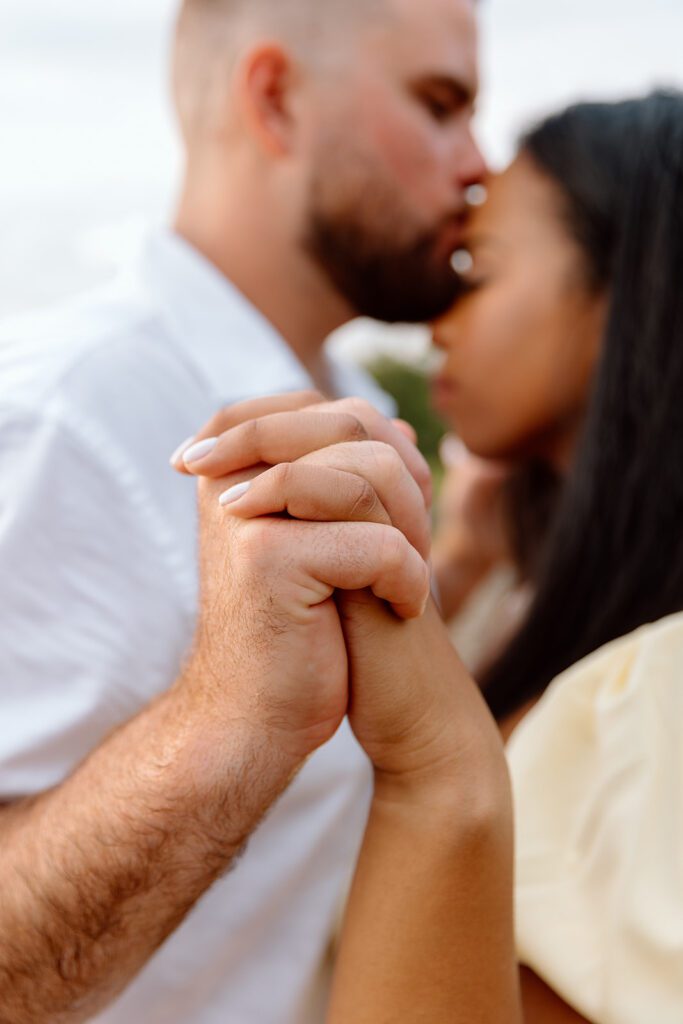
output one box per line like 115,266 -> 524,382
456,130 -> 488,190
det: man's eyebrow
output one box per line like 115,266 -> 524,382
411,74 -> 478,110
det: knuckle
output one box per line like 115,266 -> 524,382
270,461 -> 294,491
341,413 -> 369,442
237,520 -> 264,557
343,397 -> 373,418
239,519 -> 279,563
240,417 -> 262,454
372,441 -> 404,478
337,397 -> 376,427
349,478 -> 379,519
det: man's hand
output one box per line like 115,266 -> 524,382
173,392 -> 433,763
170,395 -> 505,785
170,394 -> 465,777
171,397 -> 517,1024
185,468 -> 430,763
0,396 -> 431,1024
171,390 -> 433,509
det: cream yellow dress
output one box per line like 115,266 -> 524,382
507,612 -> 683,1024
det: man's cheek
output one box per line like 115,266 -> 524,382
368,108 -> 441,196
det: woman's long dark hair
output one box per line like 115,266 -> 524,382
483,91 -> 683,721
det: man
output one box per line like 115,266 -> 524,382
0,0 -> 484,1019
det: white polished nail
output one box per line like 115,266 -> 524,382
183,437 -> 218,464
169,436 -> 195,467
219,481 -> 252,506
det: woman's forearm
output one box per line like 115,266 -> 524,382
327,762 -> 521,1024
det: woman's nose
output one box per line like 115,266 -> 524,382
430,316 -> 454,351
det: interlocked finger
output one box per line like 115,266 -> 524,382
172,391 -> 324,472
306,397 -> 432,508
220,440 -> 430,559
260,519 -> 431,620
221,464 -> 393,530
171,397 -> 432,510
180,411 -> 369,476
296,442 -> 430,559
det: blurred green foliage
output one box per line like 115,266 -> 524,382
368,356 -> 447,474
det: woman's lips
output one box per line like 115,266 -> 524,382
430,375 -> 459,412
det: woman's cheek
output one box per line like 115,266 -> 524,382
453,311 -> 548,455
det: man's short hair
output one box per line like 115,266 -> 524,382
173,0 -> 386,138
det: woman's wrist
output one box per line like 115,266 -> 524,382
372,741 -> 512,825
368,761 -> 511,856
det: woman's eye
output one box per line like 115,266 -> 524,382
455,277 -> 483,298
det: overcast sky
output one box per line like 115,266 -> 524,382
2,0 -> 682,326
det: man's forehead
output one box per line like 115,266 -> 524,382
365,0 -> 479,93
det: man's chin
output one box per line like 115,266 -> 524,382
358,286 -> 459,325
384,276 -> 461,323
303,218 -> 461,322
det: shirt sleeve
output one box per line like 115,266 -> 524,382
506,614 -> 683,1024
0,403 -> 194,798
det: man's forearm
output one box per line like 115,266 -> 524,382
0,676 -> 298,1024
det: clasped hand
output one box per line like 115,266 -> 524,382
173,391 -> 472,789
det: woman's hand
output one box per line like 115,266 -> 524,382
433,435 -> 513,620
171,396 -> 502,785
173,395 -> 519,1023
339,592 -> 506,793
171,389 -> 432,509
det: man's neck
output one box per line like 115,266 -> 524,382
174,188 -> 354,391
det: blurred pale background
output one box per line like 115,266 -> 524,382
2,0 -> 682,359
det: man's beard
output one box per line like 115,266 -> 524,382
302,197 -> 465,324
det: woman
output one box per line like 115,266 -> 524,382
431,90 -> 683,725
175,91 -> 683,1021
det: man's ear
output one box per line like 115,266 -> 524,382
237,43 -> 300,157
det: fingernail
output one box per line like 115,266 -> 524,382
169,436 -> 195,467
219,481 -> 252,506
183,437 -> 218,465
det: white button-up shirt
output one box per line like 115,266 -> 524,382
0,229 -> 394,1024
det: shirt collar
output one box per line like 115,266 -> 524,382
133,227 -> 395,416
136,228 -> 313,405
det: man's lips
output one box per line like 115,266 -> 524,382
436,212 -> 468,257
